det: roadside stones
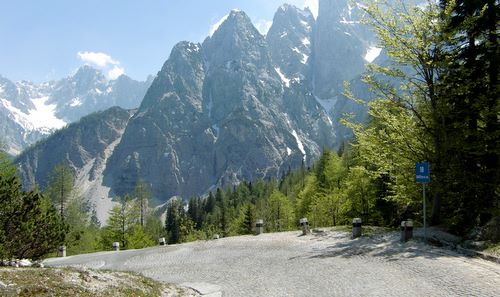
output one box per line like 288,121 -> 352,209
113,242 -> 120,251
300,218 -> 310,235
401,220 -> 414,242
255,219 -> 264,235
0,259 -> 34,267
352,218 -> 362,238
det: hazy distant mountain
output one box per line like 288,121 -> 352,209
0,67 -> 152,155
16,0 -> 382,219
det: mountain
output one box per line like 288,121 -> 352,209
312,0 -> 377,99
0,67 -> 152,155
266,4 -> 315,83
16,107 -> 134,224
103,9 -> 335,199
15,0 -> 381,219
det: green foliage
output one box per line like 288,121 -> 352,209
0,175 -> 67,260
44,163 -> 75,218
0,150 -> 17,181
340,0 -> 500,233
267,190 -> 294,232
435,0 -> 500,230
126,225 -> 155,249
165,199 -> 195,244
100,195 -> 141,249
64,198 -> 100,255
133,179 -> 151,227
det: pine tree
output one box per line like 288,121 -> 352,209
0,175 -> 66,260
133,179 -> 151,228
438,0 -> 500,228
240,204 -> 255,235
45,163 -> 74,219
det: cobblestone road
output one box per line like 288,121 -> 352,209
45,230 -> 500,296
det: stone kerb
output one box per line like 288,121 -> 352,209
300,218 -> 310,235
401,220 -> 414,242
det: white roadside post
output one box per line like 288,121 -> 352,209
255,219 -> 264,235
112,242 -> 120,251
352,218 -> 362,238
57,245 -> 66,257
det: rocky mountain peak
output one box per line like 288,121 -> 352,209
72,65 -> 106,82
267,4 -> 315,83
203,9 -> 267,68
312,0 -> 374,98
163,41 -> 203,72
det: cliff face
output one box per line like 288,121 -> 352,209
104,10 -> 335,199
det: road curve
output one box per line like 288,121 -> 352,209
44,230 -> 500,297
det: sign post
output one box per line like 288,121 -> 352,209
416,162 -> 430,242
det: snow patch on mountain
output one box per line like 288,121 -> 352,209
69,97 -> 83,107
291,129 -> 306,160
365,46 -> 382,63
1,96 -> 66,133
275,67 -> 290,87
28,96 -> 66,130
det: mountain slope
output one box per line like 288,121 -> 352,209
16,107 -> 134,223
0,68 -> 151,155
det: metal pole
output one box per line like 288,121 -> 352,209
423,183 -> 427,242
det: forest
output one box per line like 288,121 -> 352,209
1,0 -> 498,258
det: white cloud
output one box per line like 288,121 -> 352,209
304,0 -> 319,19
77,51 -> 119,68
255,19 -> 273,35
108,65 -> 125,80
77,51 -> 125,80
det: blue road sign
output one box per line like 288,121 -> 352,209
416,162 -> 430,183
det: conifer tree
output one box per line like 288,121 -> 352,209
0,175 -> 66,260
45,163 -> 74,219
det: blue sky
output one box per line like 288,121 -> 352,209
0,0 -> 318,83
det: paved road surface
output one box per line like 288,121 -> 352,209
44,230 -> 500,296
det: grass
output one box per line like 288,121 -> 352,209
0,267 -> 198,297
483,243 -> 500,257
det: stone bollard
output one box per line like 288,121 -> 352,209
159,237 -> 166,246
300,218 -> 310,235
255,219 -> 264,235
400,220 -> 414,242
352,218 -> 362,238
57,245 -> 66,257
112,242 -> 120,251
